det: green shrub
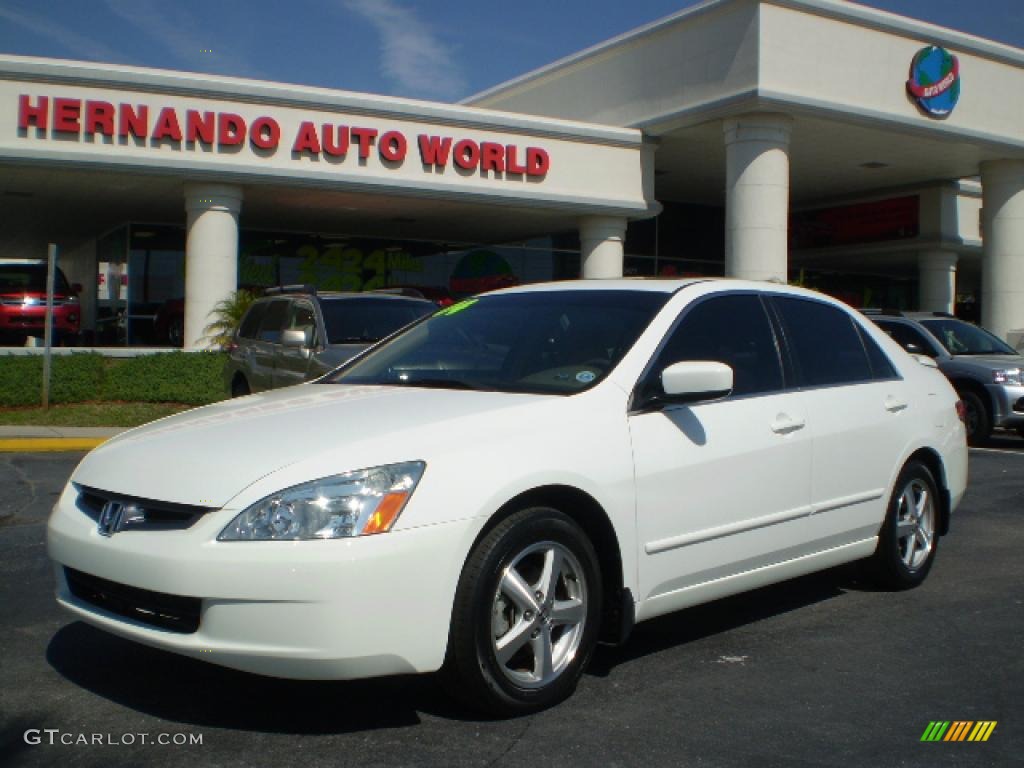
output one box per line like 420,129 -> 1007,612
102,352 -> 228,405
0,351 -> 227,407
0,353 -> 105,406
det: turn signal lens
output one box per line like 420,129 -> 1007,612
361,492 -> 409,535
955,400 -> 967,425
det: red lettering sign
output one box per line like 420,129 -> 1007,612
53,98 -> 81,134
18,95 -> 48,130
418,135 -> 452,166
85,101 -> 115,136
218,113 -> 245,146
379,130 -> 407,162
186,110 -> 215,144
454,139 -> 479,170
351,127 -> 378,160
323,125 -> 349,157
151,107 -> 182,141
251,117 -> 280,150
293,121 -> 321,154
118,104 -> 148,138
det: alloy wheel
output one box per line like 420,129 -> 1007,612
490,541 -> 587,689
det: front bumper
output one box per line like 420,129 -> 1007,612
47,484 -> 476,680
0,303 -> 80,334
989,383 -> 1024,429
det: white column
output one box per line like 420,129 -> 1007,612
579,216 -> 627,278
183,183 -> 243,350
980,160 -> 1024,341
917,250 -> 958,313
723,114 -> 792,282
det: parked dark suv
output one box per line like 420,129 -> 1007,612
867,310 -> 1024,444
224,287 -> 435,396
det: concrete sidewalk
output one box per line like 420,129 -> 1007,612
0,426 -> 127,452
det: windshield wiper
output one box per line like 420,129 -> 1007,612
395,377 -> 481,390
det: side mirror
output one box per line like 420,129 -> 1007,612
660,360 -> 733,403
281,328 -> 312,348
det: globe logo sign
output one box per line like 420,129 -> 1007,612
906,46 -> 960,118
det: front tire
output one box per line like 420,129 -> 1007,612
443,507 -> 602,716
866,461 -> 940,589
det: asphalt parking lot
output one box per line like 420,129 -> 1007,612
1,442 -> 1021,768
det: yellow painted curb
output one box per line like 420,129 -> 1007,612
0,438 -> 107,452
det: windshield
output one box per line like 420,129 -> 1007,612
320,298 -> 434,344
0,264 -> 71,295
919,318 -> 1017,356
327,290 -> 670,394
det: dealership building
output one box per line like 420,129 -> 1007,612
1,0 -> 1023,349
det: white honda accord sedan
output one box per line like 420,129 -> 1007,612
48,279 -> 967,715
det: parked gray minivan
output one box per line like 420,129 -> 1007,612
224,288 -> 435,396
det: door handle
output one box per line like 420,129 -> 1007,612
770,414 -> 806,434
884,396 -> 908,413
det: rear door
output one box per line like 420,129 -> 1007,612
770,296 -> 909,545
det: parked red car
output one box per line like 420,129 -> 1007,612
0,260 -> 81,345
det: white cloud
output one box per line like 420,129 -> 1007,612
102,0 -> 262,78
343,0 -> 467,100
0,6 -> 122,61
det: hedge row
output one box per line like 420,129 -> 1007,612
0,352 -> 228,407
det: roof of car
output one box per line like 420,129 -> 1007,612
492,277 -> 845,299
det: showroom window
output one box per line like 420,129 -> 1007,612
772,297 -> 873,388
646,294 -> 784,398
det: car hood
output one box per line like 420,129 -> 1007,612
71,383 -> 554,507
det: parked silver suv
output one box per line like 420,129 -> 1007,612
868,311 -> 1024,444
224,287 -> 435,396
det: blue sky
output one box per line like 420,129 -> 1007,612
0,1 -> 1021,102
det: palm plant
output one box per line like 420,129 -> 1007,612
202,289 -> 259,349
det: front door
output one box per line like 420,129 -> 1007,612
628,293 -> 812,616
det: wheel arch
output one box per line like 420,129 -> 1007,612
230,372 -> 250,396
904,447 -> 951,537
950,377 -> 992,419
469,484 -> 630,645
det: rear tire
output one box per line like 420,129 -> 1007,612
960,390 -> 990,446
865,461 -> 940,590
231,376 -> 251,398
442,507 -> 602,716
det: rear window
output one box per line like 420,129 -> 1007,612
320,298 -> 434,344
773,297 -> 872,388
0,264 -> 71,294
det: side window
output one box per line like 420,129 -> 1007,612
238,302 -> 268,339
257,300 -> 290,343
875,321 -> 938,358
647,294 -> 783,398
773,297 -> 871,387
288,301 -> 318,345
856,324 -> 900,380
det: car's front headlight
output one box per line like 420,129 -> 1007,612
992,368 -> 1022,386
218,461 -> 425,541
